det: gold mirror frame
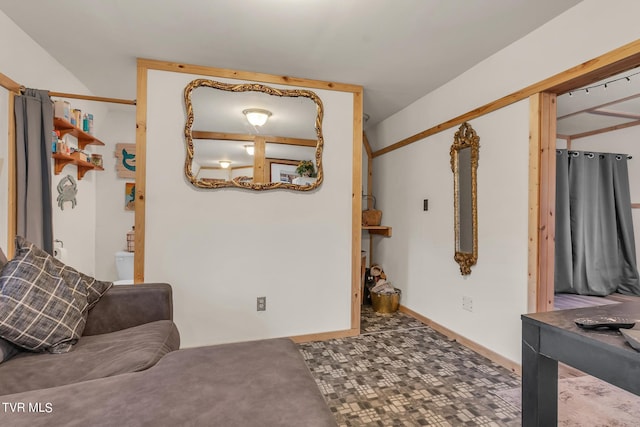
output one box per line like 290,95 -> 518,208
450,122 -> 479,275
183,79 -> 324,191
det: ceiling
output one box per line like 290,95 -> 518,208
0,0 -> 582,128
557,68 -> 640,139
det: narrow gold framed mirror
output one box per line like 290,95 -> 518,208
183,79 -> 324,191
450,122 -> 479,275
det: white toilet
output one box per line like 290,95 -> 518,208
114,251 -> 134,285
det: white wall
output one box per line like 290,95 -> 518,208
368,0 -> 640,364
94,107 -> 137,280
569,127 -> 640,264
0,10 -> 107,273
143,69 -> 355,347
0,10 -> 134,277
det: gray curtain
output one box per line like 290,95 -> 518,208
555,149 -> 640,296
14,89 -> 54,254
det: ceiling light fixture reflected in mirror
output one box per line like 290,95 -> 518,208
244,144 -> 255,156
219,160 -> 231,169
243,108 -> 272,126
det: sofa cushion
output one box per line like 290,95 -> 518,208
0,240 -> 86,353
0,338 -> 336,427
0,319 -> 179,396
0,338 -> 19,364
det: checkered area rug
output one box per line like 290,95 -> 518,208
299,307 -> 521,426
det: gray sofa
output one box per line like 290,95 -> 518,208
0,283 -> 336,426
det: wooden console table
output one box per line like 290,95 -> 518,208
521,302 -> 640,426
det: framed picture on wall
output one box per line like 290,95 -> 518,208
125,182 -> 135,211
269,161 -> 299,183
115,143 -> 136,179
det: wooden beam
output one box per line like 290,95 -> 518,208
192,130 -> 316,147
137,58 -> 362,94
557,92 -> 640,120
49,91 -> 135,106
588,109 -> 640,120
0,73 -> 22,94
528,94 -> 541,314
529,93 -> 557,313
568,119 -> 640,140
363,132 -> 373,210
253,136 -> 266,183
373,38 -> 640,158
134,62 -> 148,283
351,89 -> 363,333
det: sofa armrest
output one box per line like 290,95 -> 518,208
83,283 -> 173,336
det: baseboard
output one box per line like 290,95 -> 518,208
289,327 -> 359,343
399,305 -> 522,376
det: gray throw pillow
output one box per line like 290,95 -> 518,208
0,239 -> 87,353
0,337 -> 20,363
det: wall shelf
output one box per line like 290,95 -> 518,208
363,225 -> 392,237
52,153 -> 104,179
53,117 -> 105,149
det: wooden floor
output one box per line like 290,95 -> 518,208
554,292 -> 640,310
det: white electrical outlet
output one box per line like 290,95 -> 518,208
462,296 -> 473,312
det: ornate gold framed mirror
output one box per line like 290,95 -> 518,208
450,122 -> 479,275
183,79 -> 324,190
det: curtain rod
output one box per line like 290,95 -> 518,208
558,149 -> 633,160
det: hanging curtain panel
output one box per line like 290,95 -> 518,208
555,149 -> 640,296
14,89 -> 54,254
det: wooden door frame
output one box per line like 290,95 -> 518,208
530,47 -> 640,312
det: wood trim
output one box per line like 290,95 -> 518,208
254,136 -> 266,183
7,92 -> 16,257
137,58 -> 362,94
352,90 -> 363,332
373,38 -> 640,158
363,132 -> 373,159
557,92 -> 640,120
565,119 -> 640,140
289,328 -> 359,343
363,132 -> 374,211
632,203 -> 640,209
530,93 -> 557,313
528,94 -> 541,314
398,305 -> 521,375
192,130 -> 316,147
134,62 -> 148,283
49,91 -> 135,106
0,73 -> 22,94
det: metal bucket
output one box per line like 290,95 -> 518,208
370,291 -> 400,314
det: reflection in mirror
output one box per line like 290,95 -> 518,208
450,122 -> 479,275
184,79 -> 324,190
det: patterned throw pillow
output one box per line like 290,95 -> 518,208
0,337 -> 20,363
0,240 -> 86,353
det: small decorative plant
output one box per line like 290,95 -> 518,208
296,160 -> 316,177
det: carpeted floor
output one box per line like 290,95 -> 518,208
299,306 -> 521,426
496,375 -> 640,426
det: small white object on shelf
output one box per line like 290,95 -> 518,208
292,176 -> 317,186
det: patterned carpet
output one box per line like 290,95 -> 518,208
298,306 -> 521,426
